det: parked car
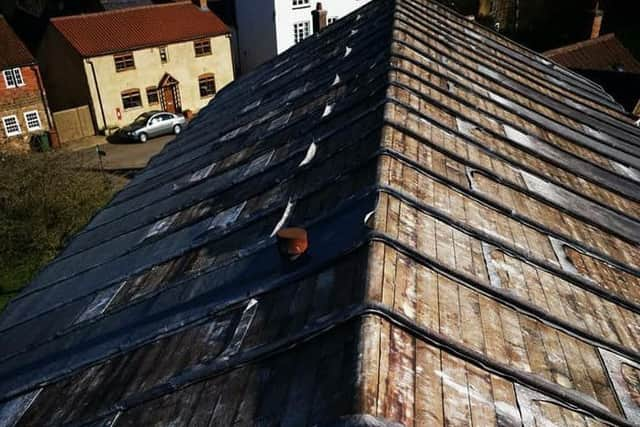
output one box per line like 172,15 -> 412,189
118,111 -> 187,143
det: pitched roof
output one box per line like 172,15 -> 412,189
50,1 -> 229,57
0,16 -> 35,69
545,33 -> 640,74
2,0 -> 640,425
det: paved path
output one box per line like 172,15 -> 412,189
69,134 -> 174,171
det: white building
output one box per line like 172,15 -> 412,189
234,0 -> 371,73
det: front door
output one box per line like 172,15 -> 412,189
163,86 -> 177,113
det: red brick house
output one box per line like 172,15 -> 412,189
0,15 -> 53,150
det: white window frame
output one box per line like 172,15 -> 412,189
293,21 -> 311,44
2,115 -> 22,137
3,68 -> 24,89
23,110 -> 42,131
13,68 -> 24,86
292,0 -> 310,8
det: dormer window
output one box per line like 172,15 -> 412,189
3,68 -> 24,88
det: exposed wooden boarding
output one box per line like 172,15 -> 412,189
1,0 -> 640,425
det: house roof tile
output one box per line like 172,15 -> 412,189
545,33 -> 640,74
51,1 -> 229,57
2,0 -> 640,425
0,16 -> 35,69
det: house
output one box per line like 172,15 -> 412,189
0,15 -> 53,150
233,0 -> 373,73
545,33 -> 640,74
37,1 -> 234,135
2,0 -> 640,425
545,33 -> 640,116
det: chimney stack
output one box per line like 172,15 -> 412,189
477,0 -> 492,18
196,0 -> 208,10
312,2 -> 328,34
591,2 -> 603,39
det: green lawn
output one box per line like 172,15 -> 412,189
0,151 -> 126,312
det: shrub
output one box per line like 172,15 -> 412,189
0,151 -> 124,311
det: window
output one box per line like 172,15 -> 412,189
146,86 -> 159,105
3,68 -> 24,88
292,0 -> 309,7
328,16 -> 339,24
159,46 -> 168,63
121,89 -> 142,109
23,111 -> 41,131
194,39 -> 212,57
114,52 -> 135,72
199,73 -> 216,97
2,115 -> 21,137
293,21 -> 310,44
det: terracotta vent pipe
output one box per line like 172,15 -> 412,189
277,228 -> 309,260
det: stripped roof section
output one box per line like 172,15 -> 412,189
545,33 -> 640,74
2,0 -> 640,425
50,1 -> 229,57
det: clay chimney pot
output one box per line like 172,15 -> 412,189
276,228 -> 309,260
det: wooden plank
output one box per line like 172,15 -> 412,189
441,351 -> 472,426
458,285 -> 486,354
416,264 -> 440,333
466,363 -> 497,427
519,317 -> 553,382
437,275 -> 462,343
537,318 -> 573,389
488,376 -> 522,426
415,341 -> 444,425
572,339 -> 622,415
478,294 -> 509,365
556,335 -> 601,408
393,254 -> 414,319
185,377 -> 225,426
376,317 -> 392,418
535,400 -> 568,427
497,305 -> 531,372
383,326 -> 415,424
357,317 -> 382,415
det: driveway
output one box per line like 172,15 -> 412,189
70,134 -> 174,171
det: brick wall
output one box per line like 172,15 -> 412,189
0,65 -> 50,150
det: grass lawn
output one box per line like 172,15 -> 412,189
0,151 -> 127,312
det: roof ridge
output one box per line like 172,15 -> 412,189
51,0 -> 195,22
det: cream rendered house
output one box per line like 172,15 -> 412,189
234,0 -> 372,73
38,1 -> 234,133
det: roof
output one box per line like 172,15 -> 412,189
545,33 -> 640,74
50,1 -> 229,57
2,0 -> 640,425
0,15 -> 35,69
